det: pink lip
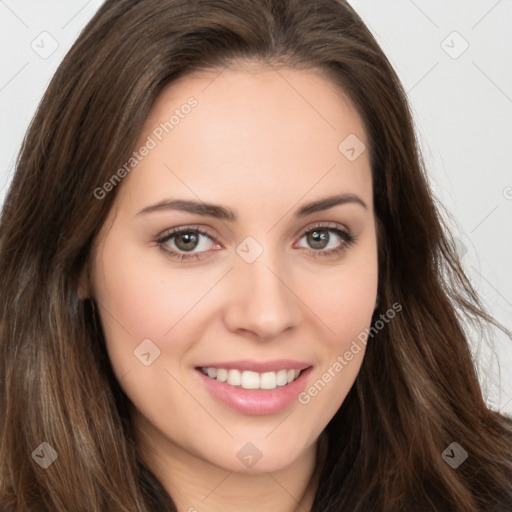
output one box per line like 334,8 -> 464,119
195,366 -> 314,416
195,359 -> 312,372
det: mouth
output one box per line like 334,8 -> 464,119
198,366 -> 305,390
194,361 -> 314,415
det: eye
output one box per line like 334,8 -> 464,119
156,226 -> 219,261
295,223 -> 356,259
155,223 -> 357,261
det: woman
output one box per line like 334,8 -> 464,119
1,0 -> 511,510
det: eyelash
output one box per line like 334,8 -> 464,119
155,223 -> 357,262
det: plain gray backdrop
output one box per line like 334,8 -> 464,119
1,0 -> 511,414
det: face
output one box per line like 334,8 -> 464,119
87,63 -> 378,474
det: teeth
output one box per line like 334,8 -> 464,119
241,371 -> 259,389
260,371 -> 276,389
276,369 -> 288,386
227,369 -> 241,386
216,368 -> 228,382
200,367 -> 302,390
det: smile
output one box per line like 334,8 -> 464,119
199,367 -> 302,390
195,363 -> 314,415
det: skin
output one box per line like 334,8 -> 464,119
83,62 -> 378,512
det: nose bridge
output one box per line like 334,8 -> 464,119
224,235 -> 302,338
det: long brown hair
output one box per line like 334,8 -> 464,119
1,0 -> 511,510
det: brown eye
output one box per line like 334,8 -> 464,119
156,227 -> 218,261
306,229 -> 330,250
174,231 -> 200,252
294,224 -> 357,260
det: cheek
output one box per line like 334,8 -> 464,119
308,246 -> 378,350
91,234 -> 230,386
314,276 -> 376,335
91,241 -> 214,432
91,237 -> 188,377
297,241 -> 377,422
93,236 -> 198,337
297,263 -> 377,426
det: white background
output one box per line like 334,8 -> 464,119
1,0 -> 511,414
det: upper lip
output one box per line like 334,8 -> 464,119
196,359 -> 313,373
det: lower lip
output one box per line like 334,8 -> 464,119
195,367 -> 313,416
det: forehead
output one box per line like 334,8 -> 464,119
120,64 -> 372,214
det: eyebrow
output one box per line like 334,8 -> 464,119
137,193 -> 367,221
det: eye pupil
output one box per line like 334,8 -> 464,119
175,231 -> 199,251
308,230 -> 329,249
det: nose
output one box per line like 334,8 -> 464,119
222,250 -> 303,340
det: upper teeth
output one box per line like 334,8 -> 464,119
201,368 -> 301,390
